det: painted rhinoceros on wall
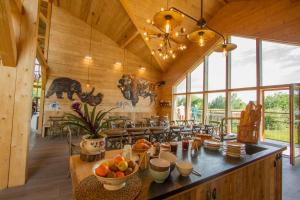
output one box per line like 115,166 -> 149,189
46,77 -> 82,100
77,87 -> 103,106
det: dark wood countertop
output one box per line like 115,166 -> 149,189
137,142 -> 286,200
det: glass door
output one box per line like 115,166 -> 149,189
290,84 -> 300,165
262,89 -> 290,157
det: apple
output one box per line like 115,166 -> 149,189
114,155 -> 125,165
116,171 -> 125,177
117,160 -> 128,171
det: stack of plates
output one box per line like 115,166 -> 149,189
223,142 -> 246,158
203,139 -> 221,151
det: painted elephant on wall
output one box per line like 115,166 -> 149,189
46,77 -> 82,100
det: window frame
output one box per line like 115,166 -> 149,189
172,35 -> 300,131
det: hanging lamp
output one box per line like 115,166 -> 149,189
85,12 -> 95,88
170,0 -> 237,54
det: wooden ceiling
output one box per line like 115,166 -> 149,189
54,0 -> 226,71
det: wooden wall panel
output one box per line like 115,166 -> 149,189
0,67 -> 16,189
43,6 -> 162,135
159,0 -> 300,117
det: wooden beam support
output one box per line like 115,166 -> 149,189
8,0 -> 39,187
120,31 -> 139,48
119,0 -> 164,71
0,0 -> 17,67
13,0 -> 23,13
39,12 -> 47,24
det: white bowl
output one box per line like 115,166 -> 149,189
176,161 -> 193,177
149,168 -> 170,183
159,151 -> 177,172
93,159 -> 139,190
149,158 -> 170,183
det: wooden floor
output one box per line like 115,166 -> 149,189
0,132 -> 299,200
0,132 -> 72,200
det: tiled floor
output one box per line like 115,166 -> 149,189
0,133 -> 299,200
282,156 -> 300,200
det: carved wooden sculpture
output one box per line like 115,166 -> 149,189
237,101 -> 262,144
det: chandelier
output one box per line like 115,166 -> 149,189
168,0 -> 237,55
144,8 -> 187,60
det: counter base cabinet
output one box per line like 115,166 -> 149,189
167,154 -> 282,200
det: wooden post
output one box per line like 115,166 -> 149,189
0,67 -> 17,189
8,0 -> 39,187
0,0 -> 17,67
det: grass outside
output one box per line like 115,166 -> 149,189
265,129 -> 299,144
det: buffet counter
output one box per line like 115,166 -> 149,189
70,142 -> 286,200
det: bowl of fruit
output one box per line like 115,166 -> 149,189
93,155 -> 139,190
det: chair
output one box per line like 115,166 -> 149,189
48,116 -> 65,138
127,128 -> 149,144
149,127 -> 168,143
66,126 -> 81,156
105,129 -> 128,150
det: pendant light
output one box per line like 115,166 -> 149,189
85,13 -> 94,60
144,0 -> 186,61
152,0 -> 184,33
85,12 -> 95,88
170,0 -> 237,54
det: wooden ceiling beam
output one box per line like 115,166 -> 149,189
120,31 -> 139,48
0,0 -> 17,67
119,0 -> 164,71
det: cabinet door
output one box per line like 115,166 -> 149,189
209,173 -> 234,200
166,181 -> 211,200
231,155 -> 277,200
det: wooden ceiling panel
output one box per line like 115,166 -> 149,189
120,0 -> 225,70
55,0 -> 225,71
126,35 -> 160,70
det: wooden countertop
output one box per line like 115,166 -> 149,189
70,142 -> 286,200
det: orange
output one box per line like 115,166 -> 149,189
116,171 -> 125,177
96,165 -> 110,177
114,155 -> 125,165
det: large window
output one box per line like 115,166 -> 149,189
230,90 -> 257,133
262,41 -> 300,86
208,52 -> 226,90
173,95 -> 186,121
207,93 -> 226,123
172,36 -> 300,130
188,94 -> 203,121
191,63 -> 203,92
174,78 -> 186,93
231,36 -> 256,88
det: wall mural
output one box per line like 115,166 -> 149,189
117,74 -> 158,106
46,77 -> 103,106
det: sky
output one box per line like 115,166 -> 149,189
175,36 -> 300,103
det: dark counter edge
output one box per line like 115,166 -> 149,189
149,142 -> 287,200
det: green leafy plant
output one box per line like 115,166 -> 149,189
64,102 -> 115,139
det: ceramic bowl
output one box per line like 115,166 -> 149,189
176,161 -> 193,177
93,159 -> 139,190
149,158 -> 170,183
159,151 -> 177,172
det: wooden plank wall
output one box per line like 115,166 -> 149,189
43,6 -> 162,134
159,0 -> 300,118
0,0 -> 38,189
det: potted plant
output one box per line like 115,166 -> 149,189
65,102 -> 114,154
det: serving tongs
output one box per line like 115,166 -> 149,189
192,169 -> 202,176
